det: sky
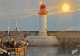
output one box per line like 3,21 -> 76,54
0,0 -> 80,31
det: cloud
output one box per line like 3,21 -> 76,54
67,24 -> 80,31
0,9 -> 38,18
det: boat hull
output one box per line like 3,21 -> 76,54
3,45 -> 28,56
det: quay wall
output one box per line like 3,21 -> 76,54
25,36 -> 60,46
1,31 -> 80,46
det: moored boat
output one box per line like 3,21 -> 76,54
0,19 -> 29,56
1,36 -> 28,56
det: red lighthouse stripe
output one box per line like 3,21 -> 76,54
39,9 -> 47,15
39,2 -> 48,15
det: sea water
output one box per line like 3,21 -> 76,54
26,46 -> 80,56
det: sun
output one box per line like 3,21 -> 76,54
62,4 -> 70,12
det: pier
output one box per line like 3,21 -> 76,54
1,31 -> 80,46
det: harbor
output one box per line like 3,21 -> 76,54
1,31 -> 80,46
1,31 -> 80,56
26,46 -> 80,56
0,0 -> 80,56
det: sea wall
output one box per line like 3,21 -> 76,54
1,31 -> 80,46
57,36 -> 80,46
25,36 -> 60,46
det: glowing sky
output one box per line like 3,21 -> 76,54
62,3 -> 70,12
0,0 -> 80,31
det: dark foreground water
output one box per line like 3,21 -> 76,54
26,46 -> 80,56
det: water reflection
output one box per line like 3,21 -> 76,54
26,46 -> 80,56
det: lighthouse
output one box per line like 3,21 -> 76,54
26,2 -> 59,46
39,2 -> 48,36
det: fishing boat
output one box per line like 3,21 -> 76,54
2,37 -> 28,56
0,19 -> 28,56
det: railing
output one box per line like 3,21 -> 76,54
3,45 -> 28,56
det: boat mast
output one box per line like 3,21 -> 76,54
15,19 -> 18,39
14,19 -> 18,41
16,19 -> 18,31
8,18 -> 10,36
8,25 -> 10,35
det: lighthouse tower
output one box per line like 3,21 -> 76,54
26,2 -> 59,46
39,2 -> 48,36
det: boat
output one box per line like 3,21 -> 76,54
1,38 -> 28,56
0,19 -> 28,56
2,38 -> 28,56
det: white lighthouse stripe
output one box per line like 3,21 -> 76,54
39,15 -> 47,36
